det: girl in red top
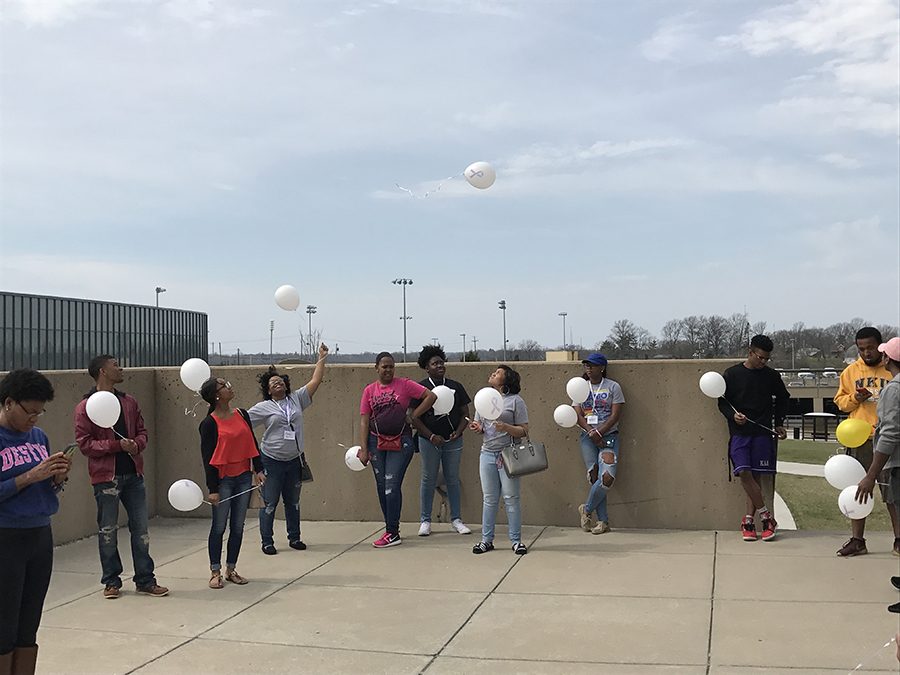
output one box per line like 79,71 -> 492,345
199,378 -> 264,589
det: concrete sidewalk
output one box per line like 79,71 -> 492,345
37,518 -> 900,674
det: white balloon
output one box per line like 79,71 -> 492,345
837,485 -> 874,519
180,358 -> 211,392
566,377 -> 591,404
553,404 -> 578,428
167,479 -> 204,512
85,391 -> 121,428
464,161 -> 496,189
474,387 -> 505,420
824,454 -> 866,490
699,371 -> 727,399
345,446 -> 365,471
274,284 -> 300,311
432,385 -> 455,416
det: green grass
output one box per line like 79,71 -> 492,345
777,439 -> 841,465
777,474 -> 894,531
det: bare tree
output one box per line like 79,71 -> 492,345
608,319 -> 638,355
513,339 -> 545,361
704,315 -> 730,356
681,315 -> 705,355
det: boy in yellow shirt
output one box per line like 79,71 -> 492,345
834,327 -> 895,557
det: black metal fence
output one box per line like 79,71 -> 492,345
1,291 -> 208,371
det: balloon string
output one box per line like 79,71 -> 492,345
719,396 -> 777,435
396,174 -> 458,199
204,484 -> 259,506
849,635 -> 896,672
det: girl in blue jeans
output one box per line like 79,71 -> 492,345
413,345 -> 472,536
199,378 -> 265,589
469,365 -> 530,555
574,354 -> 625,534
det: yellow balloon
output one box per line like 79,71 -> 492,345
836,418 -> 871,449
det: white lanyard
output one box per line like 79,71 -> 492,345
277,397 -> 293,427
589,379 -> 606,409
427,376 -> 445,387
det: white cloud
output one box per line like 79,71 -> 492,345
817,152 -> 862,169
3,0 -> 109,26
503,138 -> 693,175
794,217 -> 897,271
760,95 -> 899,136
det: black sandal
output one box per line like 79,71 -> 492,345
261,544 -> 277,555
512,542 -> 528,555
472,541 -> 494,554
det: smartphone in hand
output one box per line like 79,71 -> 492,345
62,443 -> 79,460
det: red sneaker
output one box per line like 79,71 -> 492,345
760,516 -> 777,541
372,532 -> 402,548
741,516 -> 758,541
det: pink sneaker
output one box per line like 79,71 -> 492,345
372,532 -> 402,548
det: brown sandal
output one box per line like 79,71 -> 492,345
225,569 -> 248,585
209,571 -> 224,589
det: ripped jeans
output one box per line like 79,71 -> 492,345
580,431 -> 619,523
368,434 -> 415,536
93,473 -> 156,589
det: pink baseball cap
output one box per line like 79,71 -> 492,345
877,336 -> 900,361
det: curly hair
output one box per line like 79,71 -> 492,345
417,344 -> 447,369
0,368 -> 55,403
257,365 -> 291,400
497,365 -> 521,395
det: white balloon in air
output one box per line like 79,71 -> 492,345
274,285 -> 300,311
180,358 -> 211,392
464,161 -> 496,189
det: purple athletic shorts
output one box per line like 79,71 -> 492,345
728,435 -> 776,475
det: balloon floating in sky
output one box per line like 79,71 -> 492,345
274,285 -> 300,311
464,161 -> 496,189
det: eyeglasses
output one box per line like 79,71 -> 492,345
16,402 -> 45,419
750,351 -> 771,363
216,380 -> 232,391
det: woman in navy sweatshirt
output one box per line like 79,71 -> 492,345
0,369 -> 70,675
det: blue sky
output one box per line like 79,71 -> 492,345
1,0 -> 898,355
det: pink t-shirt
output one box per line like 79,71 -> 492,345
360,378 -> 428,436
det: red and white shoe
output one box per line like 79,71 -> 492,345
741,516 -> 758,541
760,515 -> 777,541
373,532 -> 402,548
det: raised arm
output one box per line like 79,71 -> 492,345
305,343 -> 330,398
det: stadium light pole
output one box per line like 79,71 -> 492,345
305,305 -> 317,359
155,287 -> 166,307
392,278 -> 413,362
559,312 -> 567,349
498,300 -> 507,360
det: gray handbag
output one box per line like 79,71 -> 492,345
500,437 -> 548,478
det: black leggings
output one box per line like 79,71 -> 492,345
0,526 -> 53,654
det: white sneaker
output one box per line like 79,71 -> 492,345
451,519 -> 471,535
418,521 -> 431,536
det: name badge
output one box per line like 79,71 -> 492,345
283,430 -> 296,441
587,415 -> 599,425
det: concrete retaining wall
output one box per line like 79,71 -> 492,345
19,360 -> 762,544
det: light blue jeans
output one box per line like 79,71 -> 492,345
579,431 -> 619,522
419,435 -> 463,522
478,450 -> 521,544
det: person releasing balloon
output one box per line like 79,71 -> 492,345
572,354 -> 626,536
411,345 -> 472,537
247,344 -> 329,555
